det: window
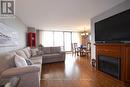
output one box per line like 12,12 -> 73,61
54,32 -> 63,47
41,31 -> 81,51
64,32 -> 72,51
42,31 -> 53,47
72,32 -> 80,47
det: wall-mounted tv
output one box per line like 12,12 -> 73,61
95,9 -> 130,43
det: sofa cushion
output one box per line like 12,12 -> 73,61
14,54 -> 28,67
23,48 -> 31,58
27,47 -> 31,52
43,53 -> 61,59
16,50 -> 28,59
30,55 -> 42,64
51,47 -> 61,53
30,55 -> 42,60
42,47 -> 51,54
31,58 -> 42,64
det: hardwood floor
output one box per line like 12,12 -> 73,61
41,53 -> 126,87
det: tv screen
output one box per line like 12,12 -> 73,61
95,9 -> 130,43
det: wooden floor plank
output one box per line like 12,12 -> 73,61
41,53 -> 126,87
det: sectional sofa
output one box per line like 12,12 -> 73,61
0,47 -> 42,87
0,46 -> 65,87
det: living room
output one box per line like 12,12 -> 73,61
0,0 -> 130,87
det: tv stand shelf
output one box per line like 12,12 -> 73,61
95,43 -> 130,85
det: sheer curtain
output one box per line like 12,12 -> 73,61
64,32 -> 72,51
72,32 -> 80,47
54,32 -> 64,50
40,31 -> 81,51
54,32 -> 63,46
42,31 -> 53,47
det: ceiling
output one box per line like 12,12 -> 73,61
16,0 -> 126,32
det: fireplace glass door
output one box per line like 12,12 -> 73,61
98,55 -> 121,79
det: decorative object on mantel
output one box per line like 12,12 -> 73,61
0,23 -> 19,47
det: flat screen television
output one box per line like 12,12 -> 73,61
95,9 -> 130,43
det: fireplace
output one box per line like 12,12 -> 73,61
98,55 -> 121,79
95,43 -> 130,84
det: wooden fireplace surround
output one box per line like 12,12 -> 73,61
95,43 -> 130,84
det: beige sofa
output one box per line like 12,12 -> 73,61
42,47 -> 65,63
0,47 -> 42,87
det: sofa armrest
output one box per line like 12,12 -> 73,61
60,51 -> 65,55
60,51 -> 66,59
1,65 -> 40,78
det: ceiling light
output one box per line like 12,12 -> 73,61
81,27 -> 89,36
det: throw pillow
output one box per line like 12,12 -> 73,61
25,58 -> 33,65
16,50 -> 28,59
14,54 -> 28,67
30,48 -> 38,56
23,48 -> 31,58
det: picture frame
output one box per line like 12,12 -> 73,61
0,23 -> 19,47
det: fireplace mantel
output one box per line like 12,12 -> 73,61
95,43 -> 130,85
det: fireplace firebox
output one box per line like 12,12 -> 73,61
98,55 -> 121,79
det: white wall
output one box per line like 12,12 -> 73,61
0,17 -> 27,53
91,0 -> 130,59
